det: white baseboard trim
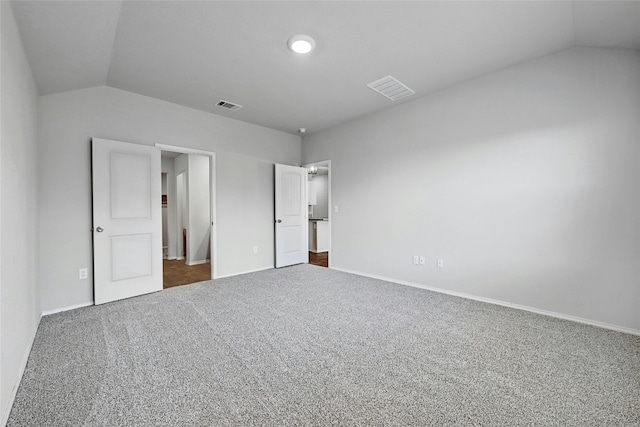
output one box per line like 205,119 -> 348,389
167,256 -> 177,260
2,313 -> 42,427
214,266 -> 273,279
41,301 -> 93,317
186,259 -> 210,266
331,266 -> 640,337
310,249 -> 328,254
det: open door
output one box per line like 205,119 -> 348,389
92,138 -> 163,304
156,144 -> 216,281
275,164 -> 308,268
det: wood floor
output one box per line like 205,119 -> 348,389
309,251 -> 328,268
163,259 -> 211,289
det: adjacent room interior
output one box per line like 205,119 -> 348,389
160,150 -> 213,289
306,163 -> 330,268
2,1 -> 639,425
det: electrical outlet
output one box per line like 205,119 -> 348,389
79,268 -> 88,279
419,256 -> 426,265
412,255 -> 419,265
253,246 -> 258,254
437,258 -> 444,268
334,205 -> 339,213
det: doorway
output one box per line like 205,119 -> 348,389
303,160 -> 331,268
158,144 -> 216,288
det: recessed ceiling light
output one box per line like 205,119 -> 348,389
288,35 -> 316,54
298,128 -> 307,134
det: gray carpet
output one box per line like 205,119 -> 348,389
8,265 -> 640,426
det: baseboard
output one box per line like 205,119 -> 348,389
330,266 -> 640,337
214,266 -> 273,279
310,249 -> 328,254
167,256 -> 177,260
41,301 -> 93,317
186,259 -> 210,266
1,313 -> 42,427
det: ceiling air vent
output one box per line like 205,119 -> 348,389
367,75 -> 415,101
216,100 -> 242,111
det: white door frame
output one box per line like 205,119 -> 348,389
302,160 -> 331,268
156,144 -> 218,279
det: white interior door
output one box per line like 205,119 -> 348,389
275,164 -> 308,268
92,138 -> 162,305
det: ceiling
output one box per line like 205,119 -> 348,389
161,151 -> 182,160
11,1 -> 640,135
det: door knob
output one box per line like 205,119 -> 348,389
276,219 -> 282,223
96,227 -> 104,232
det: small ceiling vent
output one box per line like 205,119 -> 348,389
216,100 -> 242,111
367,75 -> 415,101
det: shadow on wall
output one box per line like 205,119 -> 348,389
302,48 -> 640,331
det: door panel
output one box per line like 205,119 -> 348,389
92,138 -> 162,305
282,172 -> 302,215
110,234 -> 152,281
110,151 -> 151,219
275,164 -> 308,268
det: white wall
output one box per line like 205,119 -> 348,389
310,175 -> 328,219
187,154 -> 210,264
0,2 -> 40,423
160,158 -> 176,258
302,47 -> 640,333
38,86 -> 300,312
174,154 -> 188,260
161,172 -> 167,194
176,172 -> 187,259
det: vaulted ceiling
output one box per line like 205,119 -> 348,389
11,1 -> 640,135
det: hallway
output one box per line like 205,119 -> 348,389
163,259 -> 211,289
309,252 -> 328,268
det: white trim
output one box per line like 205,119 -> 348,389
41,301 -> 93,317
1,314 -> 42,427
215,266 -> 273,279
155,143 -> 216,157
310,249 -> 328,254
331,266 -> 640,337
167,256 -> 177,260
186,259 -> 210,266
